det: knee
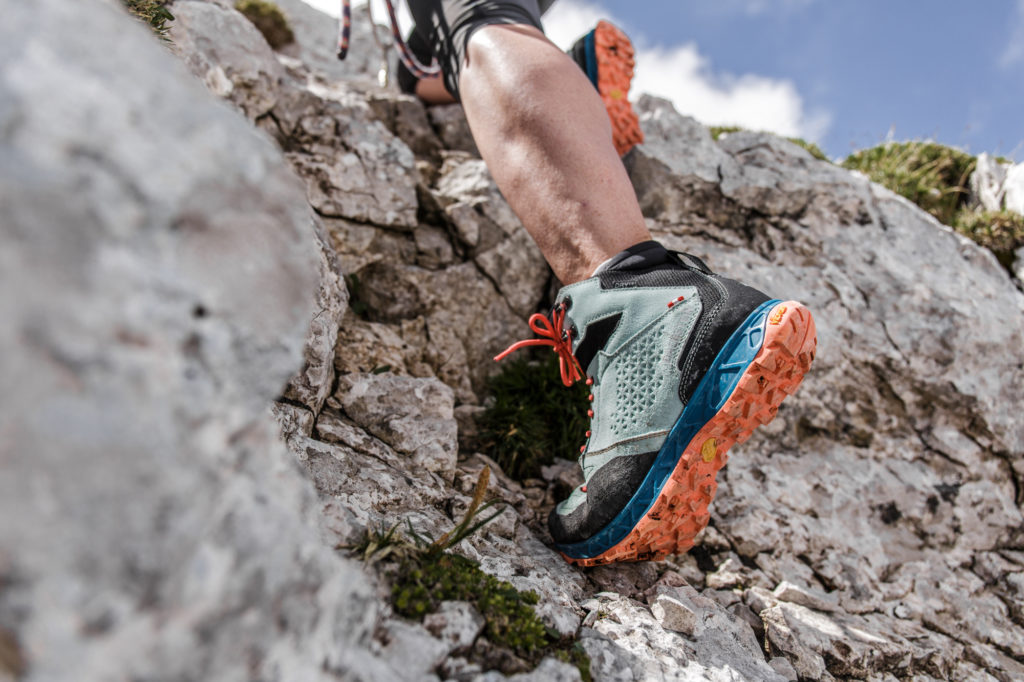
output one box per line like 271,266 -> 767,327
461,25 -> 567,97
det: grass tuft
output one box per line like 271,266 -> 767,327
952,210 -> 1024,269
842,141 -> 976,226
120,0 -> 174,40
234,0 -> 295,49
476,352 -> 590,481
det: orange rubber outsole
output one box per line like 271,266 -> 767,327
593,20 -> 644,156
563,301 -> 817,567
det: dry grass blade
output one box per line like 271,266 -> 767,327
430,466 -> 501,554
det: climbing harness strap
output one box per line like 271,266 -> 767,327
337,0 -> 441,81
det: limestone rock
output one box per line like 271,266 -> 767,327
333,373 -> 458,479
580,590 -> 784,681
0,2 -> 395,679
367,91 -> 445,160
272,83 -> 419,228
772,581 -> 839,613
355,260 -> 529,401
170,0 -> 285,119
970,152 -> 1009,211
649,593 -> 698,635
282,215 -> 348,414
377,619 -> 450,681
1005,162 -> 1024,215
432,156 -> 550,316
272,0 -> 392,85
429,104 -> 480,156
423,601 -> 486,654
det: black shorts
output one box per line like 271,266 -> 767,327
399,0 -> 557,100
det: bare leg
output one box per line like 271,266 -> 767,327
457,24 -> 650,285
415,76 -> 457,105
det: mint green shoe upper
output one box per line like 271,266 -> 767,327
553,278 -> 702,515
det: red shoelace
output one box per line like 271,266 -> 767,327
494,303 -> 583,387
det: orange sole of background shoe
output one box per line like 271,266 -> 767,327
593,20 -> 644,156
563,301 -> 817,567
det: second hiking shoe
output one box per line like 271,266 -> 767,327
569,20 -> 644,156
496,241 -> 816,565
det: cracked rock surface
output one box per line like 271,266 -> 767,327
3,1 -> 1023,680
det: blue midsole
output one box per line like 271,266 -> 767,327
555,299 -> 781,559
583,31 -> 599,87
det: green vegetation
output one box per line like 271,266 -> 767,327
120,0 -> 174,40
709,126 -> 828,161
842,142 -> 977,226
234,0 -> 295,50
476,352 -> 590,481
709,125 -> 742,140
348,468 -> 591,679
840,141 -> 1024,271
952,210 -> 1024,269
345,273 -> 370,319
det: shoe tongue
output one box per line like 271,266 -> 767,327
596,240 -> 671,274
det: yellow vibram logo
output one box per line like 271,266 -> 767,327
768,305 -> 787,325
701,438 -> 717,463
610,88 -> 624,100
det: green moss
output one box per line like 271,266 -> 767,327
709,125 -> 743,140
952,210 -> 1024,269
393,554 -> 545,648
120,0 -> 174,40
391,553 -> 589,679
347,468 -> 591,680
842,142 -> 976,226
234,0 -> 295,50
477,352 -> 590,481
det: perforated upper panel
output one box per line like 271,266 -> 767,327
610,323 -> 666,435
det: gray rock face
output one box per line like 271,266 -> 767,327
1006,162 -> 1024,215
970,152 -> 1010,212
170,0 -> 285,119
334,373 -> 458,479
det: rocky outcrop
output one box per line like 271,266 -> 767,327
971,151 -> 1024,216
4,0 -> 1023,680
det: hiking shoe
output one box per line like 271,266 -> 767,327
569,20 -> 644,156
495,241 -> 816,565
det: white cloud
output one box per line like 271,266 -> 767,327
543,0 -> 830,141
1000,0 -> 1024,67
633,44 -> 831,141
540,0 -> 617,51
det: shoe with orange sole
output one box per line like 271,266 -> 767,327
569,20 -> 645,156
496,241 -> 816,565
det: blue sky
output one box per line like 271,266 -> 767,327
543,0 -> 1024,161
305,0 -> 1024,161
